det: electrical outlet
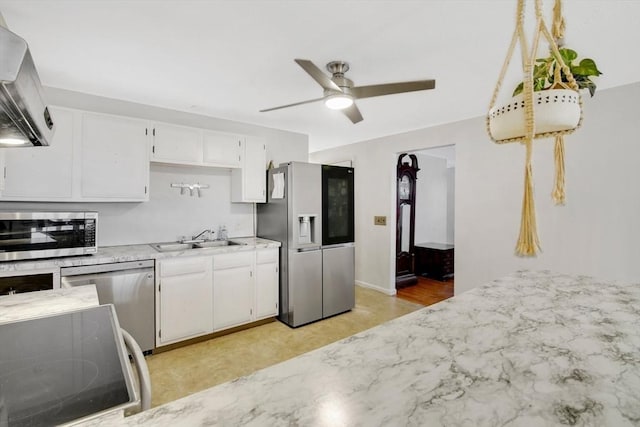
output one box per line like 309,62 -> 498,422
374,216 -> 387,226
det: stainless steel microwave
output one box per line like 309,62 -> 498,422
0,211 -> 97,261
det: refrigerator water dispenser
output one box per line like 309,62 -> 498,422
298,215 -> 316,245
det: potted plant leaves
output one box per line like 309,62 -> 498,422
488,47 -> 602,142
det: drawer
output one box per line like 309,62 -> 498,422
160,256 -> 211,278
256,248 -> 278,264
213,252 -> 253,270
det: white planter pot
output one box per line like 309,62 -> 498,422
488,89 -> 581,141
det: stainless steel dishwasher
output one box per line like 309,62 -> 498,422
60,260 -> 155,354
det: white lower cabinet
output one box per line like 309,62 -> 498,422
156,248 -> 280,347
255,248 -> 279,319
213,252 -> 254,331
156,256 -> 213,346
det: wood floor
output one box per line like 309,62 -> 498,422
396,276 -> 454,306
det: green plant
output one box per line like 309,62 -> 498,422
513,48 -> 602,97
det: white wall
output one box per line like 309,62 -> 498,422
414,154 -> 448,245
446,167 -> 455,244
311,82 -> 640,295
1,88 -> 308,246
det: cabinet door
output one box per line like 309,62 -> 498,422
202,131 -> 242,168
255,249 -> 279,319
157,256 -> 213,345
80,112 -> 149,200
213,252 -> 254,331
151,122 -> 202,164
1,107 -> 74,200
231,137 -> 266,203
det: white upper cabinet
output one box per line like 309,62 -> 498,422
231,136 -> 266,203
1,106 -> 75,200
202,131 -> 242,168
151,122 -> 202,164
150,123 -> 244,169
80,112 -> 149,200
0,105 -> 268,203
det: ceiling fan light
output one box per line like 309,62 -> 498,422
0,138 -> 29,146
325,94 -> 353,110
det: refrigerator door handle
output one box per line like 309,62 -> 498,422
296,247 -> 321,252
321,242 -> 355,250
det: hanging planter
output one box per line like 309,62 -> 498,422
488,88 -> 581,142
485,0 -> 601,256
489,46 -> 601,143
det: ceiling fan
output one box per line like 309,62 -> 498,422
260,59 -> 436,124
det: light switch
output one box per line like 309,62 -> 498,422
374,216 -> 387,226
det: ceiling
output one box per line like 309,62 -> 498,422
1,1 -> 638,152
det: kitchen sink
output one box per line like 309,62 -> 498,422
194,240 -> 243,248
151,243 -> 196,252
151,240 -> 245,252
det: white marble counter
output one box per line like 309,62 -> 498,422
84,271 -> 640,427
0,285 -> 99,324
0,237 -> 281,274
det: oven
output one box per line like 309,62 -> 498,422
0,271 -> 55,296
0,211 -> 97,261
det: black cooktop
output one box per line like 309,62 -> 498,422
0,305 -> 135,426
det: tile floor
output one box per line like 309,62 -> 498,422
146,286 -> 423,407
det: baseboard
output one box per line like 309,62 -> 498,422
356,280 -> 396,296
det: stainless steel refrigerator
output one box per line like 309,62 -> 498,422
257,162 -> 355,327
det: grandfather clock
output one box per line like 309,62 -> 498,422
396,153 -> 419,288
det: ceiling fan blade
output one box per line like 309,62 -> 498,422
342,103 -> 363,124
351,79 -> 436,99
294,59 -> 342,92
260,96 -> 327,112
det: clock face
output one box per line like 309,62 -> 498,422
399,176 -> 411,200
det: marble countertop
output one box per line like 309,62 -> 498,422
80,270 -> 640,427
0,237 -> 281,274
0,285 -> 99,324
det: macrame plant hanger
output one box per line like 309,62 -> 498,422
487,0 -> 582,256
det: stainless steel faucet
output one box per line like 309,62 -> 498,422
192,229 -> 213,241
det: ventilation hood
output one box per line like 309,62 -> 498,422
0,25 -> 54,147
